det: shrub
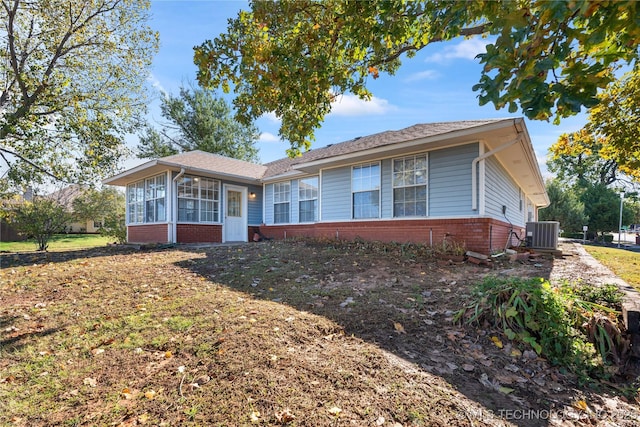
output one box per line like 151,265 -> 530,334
455,277 -> 626,380
4,198 -> 71,251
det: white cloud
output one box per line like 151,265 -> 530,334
425,38 -> 489,63
261,111 -> 281,123
404,70 -> 439,82
146,73 -> 168,97
259,132 -> 281,143
329,94 -> 393,116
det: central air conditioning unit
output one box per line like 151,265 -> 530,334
526,221 -> 559,250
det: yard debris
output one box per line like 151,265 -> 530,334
393,322 -> 406,334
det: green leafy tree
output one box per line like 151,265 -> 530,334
4,198 -> 71,251
582,66 -> 640,181
547,130 -> 622,187
194,0 -> 639,155
0,0 -> 159,186
72,187 -> 126,243
538,179 -> 587,234
138,86 -> 260,162
549,67 -> 640,184
579,183 -> 634,240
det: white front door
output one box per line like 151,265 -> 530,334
223,185 -> 248,242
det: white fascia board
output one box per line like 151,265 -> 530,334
102,160 -> 160,185
154,161 -> 262,185
260,170 -> 307,183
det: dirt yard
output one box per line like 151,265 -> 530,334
1,239 -> 639,426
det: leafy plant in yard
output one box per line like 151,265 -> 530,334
455,277 -> 627,380
2,198 -> 71,251
72,187 -> 126,243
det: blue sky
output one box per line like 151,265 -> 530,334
141,0 -> 589,174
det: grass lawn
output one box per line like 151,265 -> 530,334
0,234 -> 112,253
582,245 -> 640,290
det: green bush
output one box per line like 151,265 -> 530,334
455,277 -> 626,380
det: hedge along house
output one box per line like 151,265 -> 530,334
103,118 -> 549,253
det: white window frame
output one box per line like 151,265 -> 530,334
352,162 -> 381,219
177,175 -> 220,223
145,174 -> 166,223
273,182 -> 291,224
127,173 -> 166,224
298,176 -> 318,223
392,154 -> 428,217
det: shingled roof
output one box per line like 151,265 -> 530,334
105,118 -> 523,186
263,119 -> 511,178
160,150 -> 267,180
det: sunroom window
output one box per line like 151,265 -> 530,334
177,175 -> 220,222
127,174 -> 166,224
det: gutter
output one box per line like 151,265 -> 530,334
471,135 -> 522,211
170,168 -> 186,243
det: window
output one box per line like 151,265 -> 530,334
393,154 -> 427,217
352,163 -> 380,219
273,182 -> 290,223
227,190 -> 242,217
298,177 -> 318,222
127,174 -> 165,224
177,175 -> 220,222
145,175 -> 166,222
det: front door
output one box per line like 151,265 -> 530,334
223,185 -> 248,242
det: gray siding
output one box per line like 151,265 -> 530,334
321,167 -> 352,221
247,184 -> 263,225
428,143 -> 478,217
381,159 -> 392,218
485,156 -> 523,226
264,183 -> 274,224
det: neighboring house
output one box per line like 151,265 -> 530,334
103,118 -> 549,253
48,185 -> 102,233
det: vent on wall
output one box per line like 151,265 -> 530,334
526,221 -> 559,250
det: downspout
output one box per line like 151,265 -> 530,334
171,168 -> 186,243
471,136 -> 523,211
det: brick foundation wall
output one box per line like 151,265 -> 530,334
176,224 -> 222,243
128,224 -> 168,244
260,218 -> 525,254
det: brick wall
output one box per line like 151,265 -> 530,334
128,224 -> 168,243
260,218 -> 525,254
176,224 -> 222,243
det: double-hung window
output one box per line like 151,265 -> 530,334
352,163 -> 380,219
393,154 -> 427,217
177,175 -> 220,222
273,182 -> 290,223
127,174 -> 166,224
298,177 -> 318,222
